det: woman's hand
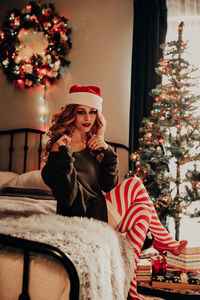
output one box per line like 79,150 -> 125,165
51,134 -> 71,151
87,135 -> 108,151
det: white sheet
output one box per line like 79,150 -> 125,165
0,195 -> 56,217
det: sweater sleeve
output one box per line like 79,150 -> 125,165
41,146 -> 80,208
99,144 -> 119,192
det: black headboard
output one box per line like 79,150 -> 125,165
0,128 -> 44,173
0,128 -> 129,177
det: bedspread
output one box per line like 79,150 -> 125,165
0,195 -> 57,217
0,204 -> 135,299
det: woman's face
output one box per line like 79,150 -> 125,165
74,105 -> 97,134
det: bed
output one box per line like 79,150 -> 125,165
0,128 -> 134,300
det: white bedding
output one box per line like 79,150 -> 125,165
0,195 -> 56,217
0,194 -> 135,300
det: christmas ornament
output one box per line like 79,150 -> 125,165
0,1 -> 72,89
130,153 -> 137,161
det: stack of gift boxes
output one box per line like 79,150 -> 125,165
136,258 -> 152,283
136,246 -> 200,291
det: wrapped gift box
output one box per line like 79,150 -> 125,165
151,255 -> 167,274
166,246 -> 200,272
136,258 -> 152,282
152,270 -> 200,290
188,271 -> 200,285
152,270 -> 178,282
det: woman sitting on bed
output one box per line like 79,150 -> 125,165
42,84 -> 187,300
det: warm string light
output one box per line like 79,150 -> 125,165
38,84 -> 48,131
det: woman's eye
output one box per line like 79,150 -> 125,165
90,111 -> 97,114
77,111 -> 85,115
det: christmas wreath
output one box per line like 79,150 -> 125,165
0,1 -> 72,89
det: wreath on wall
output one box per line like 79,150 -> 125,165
0,1 -> 72,90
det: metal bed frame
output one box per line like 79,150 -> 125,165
0,233 -> 79,300
0,128 -> 44,173
0,128 -> 129,173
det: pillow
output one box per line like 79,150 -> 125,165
0,171 -> 19,190
1,170 -> 54,198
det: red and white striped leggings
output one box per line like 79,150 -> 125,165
105,176 -> 179,300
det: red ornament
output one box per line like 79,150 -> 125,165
176,124 -> 182,130
12,52 -> 16,59
159,138 -> 164,145
163,59 -> 168,64
16,79 -> 24,89
0,32 -> 5,40
26,5 -> 32,11
172,108 -> 178,114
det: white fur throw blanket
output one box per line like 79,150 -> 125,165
0,214 -> 135,300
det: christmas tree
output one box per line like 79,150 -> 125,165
130,22 -> 200,240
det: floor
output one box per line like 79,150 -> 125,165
139,296 -> 164,300
168,215 -> 200,246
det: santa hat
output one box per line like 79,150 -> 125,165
66,85 -> 103,112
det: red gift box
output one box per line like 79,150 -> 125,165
151,255 -> 167,274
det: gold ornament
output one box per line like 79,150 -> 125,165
147,121 -> 153,129
130,153 -> 137,161
144,132 -> 152,139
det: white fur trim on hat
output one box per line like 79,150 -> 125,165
67,92 -> 103,112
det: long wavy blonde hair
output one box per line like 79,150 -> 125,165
44,104 -> 106,157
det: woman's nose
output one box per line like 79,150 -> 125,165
85,113 -> 91,121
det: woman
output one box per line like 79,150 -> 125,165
42,84 -> 187,300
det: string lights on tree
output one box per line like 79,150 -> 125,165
0,1 -> 72,90
129,22 -> 200,240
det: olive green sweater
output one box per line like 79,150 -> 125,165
41,145 -> 119,222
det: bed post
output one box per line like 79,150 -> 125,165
23,131 -> 28,173
38,132 -> 43,170
18,249 -> 30,300
8,133 -> 14,171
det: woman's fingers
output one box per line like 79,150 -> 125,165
87,136 -> 108,151
57,134 -> 71,147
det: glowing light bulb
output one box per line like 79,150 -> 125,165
40,106 -> 47,114
39,116 -> 47,123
